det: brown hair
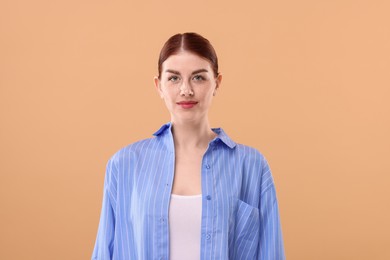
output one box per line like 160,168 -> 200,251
157,32 -> 219,79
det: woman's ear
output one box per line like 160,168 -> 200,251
214,73 -> 222,96
154,76 -> 164,99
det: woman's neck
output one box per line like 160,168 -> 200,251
171,120 -> 217,150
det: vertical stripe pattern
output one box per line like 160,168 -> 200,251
92,122 -> 285,260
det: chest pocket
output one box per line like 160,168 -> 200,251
229,199 -> 259,259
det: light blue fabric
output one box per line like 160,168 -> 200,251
92,122 -> 285,260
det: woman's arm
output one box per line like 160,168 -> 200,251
258,158 -> 285,260
92,159 -> 118,260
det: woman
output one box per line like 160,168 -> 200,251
92,32 -> 285,260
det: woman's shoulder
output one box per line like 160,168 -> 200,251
109,136 -> 162,162
234,143 -> 267,162
107,122 -> 173,163
214,127 -> 266,160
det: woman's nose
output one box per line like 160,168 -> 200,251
179,82 -> 194,96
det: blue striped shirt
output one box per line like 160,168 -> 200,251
92,123 -> 285,260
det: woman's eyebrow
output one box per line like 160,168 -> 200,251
165,69 -> 180,75
191,69 -> 208,75
165,69 -> 209,75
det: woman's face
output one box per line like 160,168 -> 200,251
154,51 -> 222,123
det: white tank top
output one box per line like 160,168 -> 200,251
169,194 -> 202,260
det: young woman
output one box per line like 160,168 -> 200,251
92,32 -> 285,260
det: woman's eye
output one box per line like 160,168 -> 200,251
168,76 -> 179,82
193,75 -> 205,81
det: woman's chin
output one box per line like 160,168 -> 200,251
170,113 -> 204,124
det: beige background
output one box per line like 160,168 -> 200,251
1,0 -> 389,259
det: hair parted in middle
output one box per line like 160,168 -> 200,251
157,32 -> 219,79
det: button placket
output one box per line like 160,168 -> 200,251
201,149 -> 215,251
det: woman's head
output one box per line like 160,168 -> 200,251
154,32 -> 222,124
157,32 -> 219,79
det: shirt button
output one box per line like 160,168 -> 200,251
206,233 -> 211,240
160,218 -> 165,223
206,195 -> 211,200
205,164 -> 210,169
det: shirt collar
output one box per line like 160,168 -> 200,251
153,122 -> 172,136
153,122 -> 236,149
210,127 -> 236,149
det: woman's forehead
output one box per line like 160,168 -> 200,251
162,52 -> 212,73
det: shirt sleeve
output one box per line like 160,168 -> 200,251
257,157 -> 285,260
92,158 -> 118,260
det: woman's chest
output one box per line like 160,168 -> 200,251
172,151 -> 203,195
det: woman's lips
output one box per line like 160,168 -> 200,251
177,101 -> 198,109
